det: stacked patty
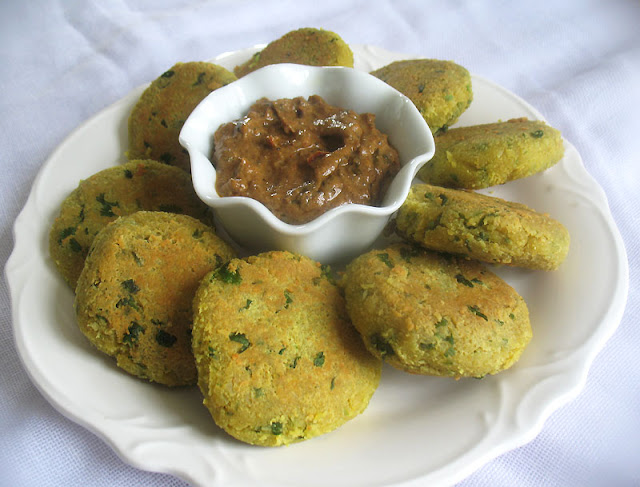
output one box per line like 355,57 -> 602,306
75,211 -> 235,386
49,159 -> 212,290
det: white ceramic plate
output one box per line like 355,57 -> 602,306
6,45 -> 628,487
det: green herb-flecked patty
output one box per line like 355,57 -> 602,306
341,243 -> 532,378
370,59 -> 473,134
75,211 -> 235,387
395,184 -> 570,270
192,251 -> 381,446
49,159 -> 213,290
127,61 -> 236,172
234,27 -> 354,77
417,118 -> 565,189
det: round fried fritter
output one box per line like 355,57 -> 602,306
395,184 -> 570,270
192,251 -> 381,446
49,159 -> 212,290
417,118 -> 565,189
370,59 -> 473,134
75,211 -> 236,386
127,62 -> 236,172
341,243 -> 532,378
234,27 -> 354,77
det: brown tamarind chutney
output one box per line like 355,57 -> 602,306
213,95 -> 400,225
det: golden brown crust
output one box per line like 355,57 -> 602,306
192,251 -> 381,446
74,211 -> 235,386
417,118 -> 565,188
395,184 -> 570,270
49,159 -> 213,290
127,62 -> 236,172
233,28 -> 354,77
370,59 -> 473,134
341,243 -> 532,378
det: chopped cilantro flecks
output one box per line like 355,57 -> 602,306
96,193 -> 119,217
121,279 -> 139,294
289,356 -> 300,369
320,264 -> 335,284
123,169 -> 134,179
377,253 -> 394,268
439,193 -> 449,205
467,305 -> 488,321
116,295 -> 140,311
193,72 -> 206,86
122,322 -> 145,345
68,238 -> 82,253
239,299 -> 252,311
425,213 -> 443,231
213,263 -> 242,284
330,376 -> 336,390
95,314 -> 109,325
58,227 -> 75,244
444,334 -> 456,357
131,251 -> 144,266
284,291 -> 293,309
400,245 -> 421,262
156,330 -> 177,348
160,69 -> 175,78
456,274 -> 483,287
207,346 -> 217,358
271,421 -> 283,435
530,129 -> 544,138
435,317 -> 448,328
229,332 -> 251,353
420,342 -> 436,350
370,333 -> 395,358
192,228 -> 204,239
455,274 -> 474,287
313,352 -> 325,367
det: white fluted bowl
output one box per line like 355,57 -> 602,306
179,63 -> 434,262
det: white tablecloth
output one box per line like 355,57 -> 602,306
2,1 -> 639,485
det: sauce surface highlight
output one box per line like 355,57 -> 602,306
213,95 -> 400,225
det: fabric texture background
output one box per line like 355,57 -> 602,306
1,1 -> 639,485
